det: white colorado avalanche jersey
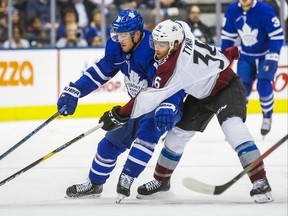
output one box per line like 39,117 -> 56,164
120,21 -> 231,119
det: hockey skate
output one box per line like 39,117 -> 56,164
116,172 -> 134,204
137,179 -> 170,198
261,116 -> 272,136
250,176 -> 273,203
66,180 -> 103,198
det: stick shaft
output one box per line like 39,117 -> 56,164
215,134 -> 288,194
183,134 -> 288,195
0,123 -> 102,187
0,107 -> 66,160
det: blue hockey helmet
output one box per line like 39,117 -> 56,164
112,9 -> 143,33
110,9 -> 143,42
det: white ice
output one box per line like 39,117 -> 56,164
0,113 -> 287,216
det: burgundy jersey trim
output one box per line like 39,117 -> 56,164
156,47 -> 182,88
119,97 -> 136,117
209,46 -> 239,96
210,67 -> 235,96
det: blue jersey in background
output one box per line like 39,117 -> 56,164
221,1 -> 284,59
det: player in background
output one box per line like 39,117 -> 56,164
57,10 -> 185,203
99,19 -> 274,203
221,0 -> 284,136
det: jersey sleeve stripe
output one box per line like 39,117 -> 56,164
221,30 -> 238,37
221,36 -> 237,42
270,35 -> 285,40
92,65 -> 111,80
83,72 -> 102,88
268,28 -> 283,37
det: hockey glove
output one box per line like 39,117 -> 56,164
154,103 -> 176,133
57,82 -> 80,116
263,53 -> 279,74
224,46 -> 240,61
99,106 -> 130,131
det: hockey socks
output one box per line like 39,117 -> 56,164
235,141 -> 266,183
89,138 -> 125,185
154,147 -> 182,182
122,138 -> 156,177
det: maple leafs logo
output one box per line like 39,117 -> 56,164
238,23 -> 258,47
130,70 -> 141,84
124,70 -> 148,97
128,12 -> 136,19
116,12 -> 135,23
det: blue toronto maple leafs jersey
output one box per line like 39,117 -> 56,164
221,0 -> 284,59
74,29 -> 155,98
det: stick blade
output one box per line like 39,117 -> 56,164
182,177 -> 216,195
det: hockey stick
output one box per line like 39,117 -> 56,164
0,122 -> 103,187
183,134 -> 288,195
0,106 -> 67,160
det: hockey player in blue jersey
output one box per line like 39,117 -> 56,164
56,9 -> 184,202
221,0 -> 284,136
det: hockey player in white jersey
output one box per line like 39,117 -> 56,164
100,19 -> 274,203
57,10 -> 184,203
221,0 -> 284,136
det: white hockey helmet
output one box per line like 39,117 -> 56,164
152,20 -> 184,49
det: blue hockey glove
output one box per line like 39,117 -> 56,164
99,106 -> 130,131
154,103 -> 176,133
263,53 -> 279,74
57,82 -> 81,116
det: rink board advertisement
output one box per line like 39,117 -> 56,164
0,49 -> 58,107
0,46 -> 287,121
59,48 -> 130,104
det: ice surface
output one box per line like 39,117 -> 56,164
0,114 -> 287,216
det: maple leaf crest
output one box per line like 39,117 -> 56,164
128,12 -> 135,19
238,23 -> 258,47
130,70 -> 141,83
124,70 -> 148,97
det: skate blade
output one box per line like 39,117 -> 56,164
116,193 -> 127,204
136,191 -> 170,200
64,193 -> 101,199
252,192 -> 274,204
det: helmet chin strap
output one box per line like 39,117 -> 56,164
128,31 -> 143,53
